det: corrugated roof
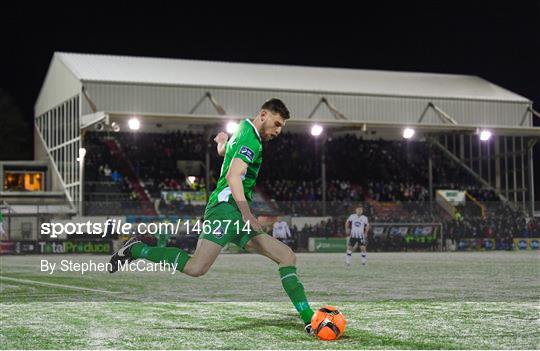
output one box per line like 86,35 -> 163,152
56,52 -> 529,102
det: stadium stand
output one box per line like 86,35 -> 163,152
83,130 -> 535,251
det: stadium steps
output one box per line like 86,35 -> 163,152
103,138 -> 157,216
368,199 -> 409,218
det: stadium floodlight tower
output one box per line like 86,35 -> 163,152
402,127 -> 415,139
479,129 -> 492,141
226,121 -> 239,134
128,117 -> 141,130
311,124 -> 323,136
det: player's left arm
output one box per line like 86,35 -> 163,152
364,218 -> 370,237
226,158 -> 250,214
214,132 -> 229,157
226,157 -> 262,232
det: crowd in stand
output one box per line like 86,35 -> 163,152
261,179 -> 364,202
84,133 -> 143,214
84,132 -> 113,182
445,201 -> 530,241
366,181 -> 430,202
261,179 -> 363,216
115,131 -> 213,197
83,131 -> 536,247
85,132 -> 211,214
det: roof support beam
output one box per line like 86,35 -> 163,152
418,102 -> 459,125
189,92 -> 227,115
520,106 -> 540,126
429,137 -> 507,202
307,97 -> 347,120
82,86 -> 98,113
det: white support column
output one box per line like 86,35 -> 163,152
512,137 -> 518,203
520,137 -> 526,208
528,140 -> 536,216
495,136 -> 501,190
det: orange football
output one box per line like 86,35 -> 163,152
311,305 -> 347,340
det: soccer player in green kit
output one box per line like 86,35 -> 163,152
109,98 -> 316,335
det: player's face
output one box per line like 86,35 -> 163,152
260,110 -> 286,141
356,208 -> 363,215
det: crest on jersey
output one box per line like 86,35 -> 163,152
213,227 -> 224,239
239,146 -> 254,162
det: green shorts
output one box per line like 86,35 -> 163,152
201,202 -> 265,249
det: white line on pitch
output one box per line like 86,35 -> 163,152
0,276 -> 121,294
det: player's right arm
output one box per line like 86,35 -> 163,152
345,215 -> 352,236
226,158 -> 262,231
214,132 -> 229,157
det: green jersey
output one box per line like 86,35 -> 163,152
207,119 -> 263,209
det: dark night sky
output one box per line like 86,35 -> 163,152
1,3 -> 539,180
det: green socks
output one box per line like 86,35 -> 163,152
131,243 -> 191,272
279,266 -> 314,324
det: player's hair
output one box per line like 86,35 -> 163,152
261,98 -> 290,120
